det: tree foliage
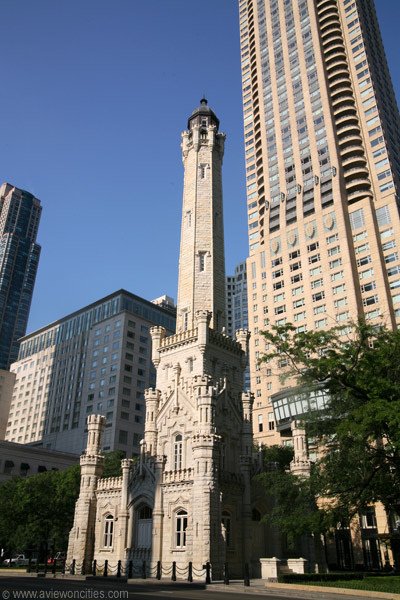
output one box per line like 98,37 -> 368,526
0,465 -> 80,558
0,450 -> 127,558
259,321 -> 400,526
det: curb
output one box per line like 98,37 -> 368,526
266,582 -> 400,600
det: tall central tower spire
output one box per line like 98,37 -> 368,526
176,98 -> 226,333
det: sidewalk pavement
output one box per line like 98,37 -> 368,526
1,570 -> 399,600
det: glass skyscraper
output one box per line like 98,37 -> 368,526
0,183 -> 41,370
238,0 -> 400,444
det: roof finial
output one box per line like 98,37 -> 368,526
200,96 -> 208,106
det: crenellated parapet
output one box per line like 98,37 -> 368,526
159,328 -> 198,352
209,329 -> 245,356
193,374 -> 214,397
192,432 -> 221,448
97,476 -> 123,491
163,468 -> 194,484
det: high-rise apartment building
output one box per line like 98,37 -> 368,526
226,261 -> 250,389
5,290 -> 175,456
239,0 -> 400,444
0,183 -> 42,369
226,261 -> 249,337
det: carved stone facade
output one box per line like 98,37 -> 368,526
67,101 -> 270,578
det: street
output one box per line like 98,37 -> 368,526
0,575 -> 381,600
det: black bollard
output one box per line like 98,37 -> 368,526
71,559 -> 76,575
81,559 -> 85,575
205,561 -> 211,584
104,559 -> 108,577
142,560 -> 147,579
27,558 -> 32,574
188,561 -> 193,582
172,561 -> 176,581
92,560 -> 97,577
128,560 -> 133,579
224,562 -> 229,585
156,560 -> 161,580
52,559 -> 57,576
117,560 -> 121,578
62,559 -> 66,575
244,562 -> 250,586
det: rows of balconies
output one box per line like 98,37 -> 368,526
316,0 -> 372,204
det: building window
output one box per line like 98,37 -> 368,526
174,434 -> 183,470
175,510 -> 188,548
221,511 -> 231,547
199,252 -> 206,272
361,507 -> 377,529
258,414 -> 263,432
103,515 -> 114,547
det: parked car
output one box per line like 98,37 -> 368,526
47,552 -> 66,566
3,554 -> 37,566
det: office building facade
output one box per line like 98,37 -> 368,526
4,290 -> 175,456
0,183 -> 41,369
239,0 -> 400,444
226,261 -> 250,389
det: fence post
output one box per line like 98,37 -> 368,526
205,561 -> 211,584
224,562 -> 229,585
244,562 -> 250,586
128,560 -> 133,579
117,560 -> 121,578
71,559 -> 76,575
156,560 -> 161,580
142,560 -> 147,579
188,561 -> 193,582
172,561 -> 176,581
103,559 -> 108,577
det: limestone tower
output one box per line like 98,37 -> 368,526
177,98 -> 226,333
146,100 -> 253,578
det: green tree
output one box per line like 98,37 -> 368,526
0,466 -> 80,559
0,450 -> 127,560
102,450 -> 126,478
259,321 -> 400,561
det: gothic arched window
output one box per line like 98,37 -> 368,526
174,434 -> 183,470
175,510 -> 188,548
221,510 -> 231,547
103,514 -> 114,548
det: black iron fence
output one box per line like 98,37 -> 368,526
56,559 -> 250,585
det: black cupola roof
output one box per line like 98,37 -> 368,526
187,97 -> 220,131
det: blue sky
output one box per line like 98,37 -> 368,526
1,1 -> 399,334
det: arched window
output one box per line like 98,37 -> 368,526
175,510 -> 188,548
221,511 -> 231,547
103,515 -> 114,548
174,434 -> 183,470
